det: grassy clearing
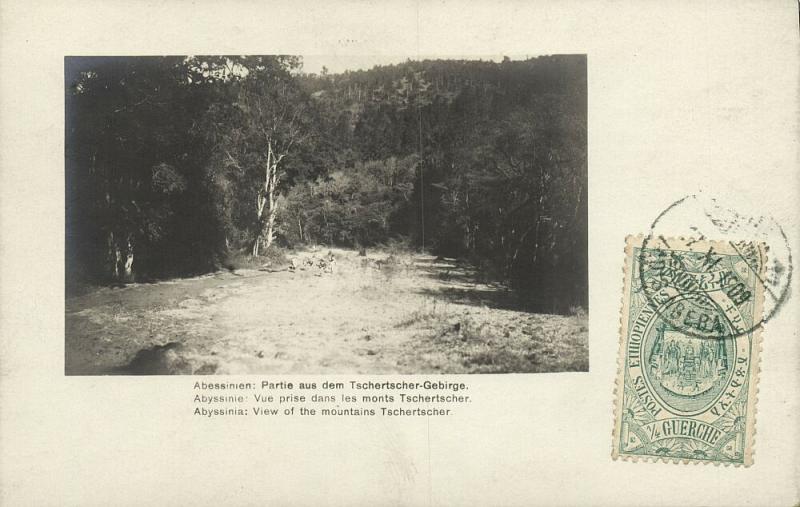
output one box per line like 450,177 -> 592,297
66,247 -> 588,375
397,297 -> 588,374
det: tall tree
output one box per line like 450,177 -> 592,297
202,56 -> 312,256
66,56 -> 218,282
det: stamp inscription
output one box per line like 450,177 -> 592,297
613,236 -> 764,465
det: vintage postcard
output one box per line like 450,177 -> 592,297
2,1 -> 799,506
613,236 -> 765,466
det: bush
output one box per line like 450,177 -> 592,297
281,156 -> 417,248
223,246 -> 288,271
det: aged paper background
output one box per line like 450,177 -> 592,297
1,1 -> 798,505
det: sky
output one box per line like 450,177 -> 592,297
299,54 -> 530,75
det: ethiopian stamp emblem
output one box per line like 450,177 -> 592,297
613,236 -> 765,466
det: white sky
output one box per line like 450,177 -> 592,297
299,54 -> 532,75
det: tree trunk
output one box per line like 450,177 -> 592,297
123,233 -> 135,281
263,141 -> 279,250
507,221 -> 538,277
106,230 -> 134,282
253,142 -> 274,256
107,231 -> 120,280
264,196 -> 277,249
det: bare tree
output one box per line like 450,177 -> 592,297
241,83 -> 307,255
208,58 -> 310,256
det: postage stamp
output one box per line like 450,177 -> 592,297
612,236 -> 766,466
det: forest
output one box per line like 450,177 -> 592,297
66,55 -> 587,313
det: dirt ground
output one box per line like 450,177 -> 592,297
65,248 -> 588,375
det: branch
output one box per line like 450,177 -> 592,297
224,150 -> 243,170
112,95 -> 150,113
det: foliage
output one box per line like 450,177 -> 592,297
280,156 -> 417,247
66,56 -> 223,281
66,55 -> 587,311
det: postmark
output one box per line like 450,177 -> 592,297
613,236 -> 764,466
640,194 -> 792,339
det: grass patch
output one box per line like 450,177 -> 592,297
395,298 -> 452,328
400,303 -> 589,373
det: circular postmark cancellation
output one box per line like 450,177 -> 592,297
638,194 -> 792,340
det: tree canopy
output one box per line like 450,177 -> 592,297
66,55 -> 587,312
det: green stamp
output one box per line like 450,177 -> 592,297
613,236 -> 765,466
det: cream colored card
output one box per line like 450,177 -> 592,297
1,1 -> 798,506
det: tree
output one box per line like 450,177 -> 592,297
203,56 -> 312,256
66,56 -> 219,282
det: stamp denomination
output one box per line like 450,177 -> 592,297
613,236 -> 765,466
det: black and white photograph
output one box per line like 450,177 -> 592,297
65,54 -> 588,375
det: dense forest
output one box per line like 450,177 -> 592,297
66,55 -> 587,312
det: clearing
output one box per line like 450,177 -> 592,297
65,248 -> 588,375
